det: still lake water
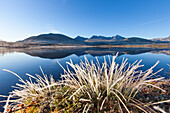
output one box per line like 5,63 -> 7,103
0,48 -> 170,110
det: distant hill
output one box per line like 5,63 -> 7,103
113,35 -> 126,40
124,37 -> 153,42
88,35 -> 125,41
90,35 -> 113,40
75,36 -> 88,41
152,36 -> 170,42
21,33 -> 81,44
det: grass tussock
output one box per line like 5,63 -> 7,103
1,54 -> 170,113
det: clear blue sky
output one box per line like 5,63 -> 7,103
0,0 -> 170,41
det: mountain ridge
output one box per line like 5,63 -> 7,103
124,37 -> 153,42
21,33 -> 128,42
17,33 -> 170,45
21,33 -> 85,45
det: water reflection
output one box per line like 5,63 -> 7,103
1,47 -> 169,59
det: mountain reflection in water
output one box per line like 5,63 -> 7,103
1,47 -> 169,59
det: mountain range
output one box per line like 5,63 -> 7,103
1,33 -> 169,48
21,33 -> 160,45
89,35 -> 126,40
21,34 -> 127,43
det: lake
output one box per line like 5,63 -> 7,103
0,47 -> 170,111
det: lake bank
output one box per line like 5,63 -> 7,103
1,44 -> 170,49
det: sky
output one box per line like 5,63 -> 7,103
0,0 -> 170,41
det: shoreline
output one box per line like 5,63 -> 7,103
0,43 -> 170,49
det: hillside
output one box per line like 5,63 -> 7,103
113,35 -> 126,40
124,37 -> 153,42
90,35 -> 113,40
89,35 -> 126,40
152,36 -> 170,42
75,36 -> 88,41
22,33 -> 81,44
85,35 -> 126,45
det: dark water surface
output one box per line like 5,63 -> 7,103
0,48 -> 170,111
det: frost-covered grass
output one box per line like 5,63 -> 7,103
1,54 -> 170,113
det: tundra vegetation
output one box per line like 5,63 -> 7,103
0,54 -> 170,113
